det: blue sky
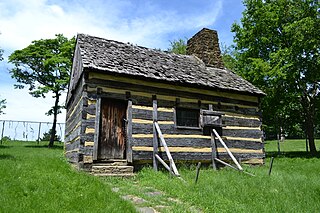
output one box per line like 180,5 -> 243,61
0,0 -> 245,123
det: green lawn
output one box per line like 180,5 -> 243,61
0,141 -> 136,212
105,139 -> 320,212
1,139 -> 320,212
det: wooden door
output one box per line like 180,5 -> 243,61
98,99 -> 127,160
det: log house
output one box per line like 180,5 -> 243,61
65,28 -> 265,172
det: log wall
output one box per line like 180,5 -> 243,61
79,72 -> 265,165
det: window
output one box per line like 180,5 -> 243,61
176,108 -> 200,127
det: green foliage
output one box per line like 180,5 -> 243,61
220,43 -> 238,71
0,98 -> 6,115
231,0 -> 320,153
40,129 -> 61,142
8,34 -> 75,98
8,34 -> 75,147
168,38 -> 187,54
0,141 -> 136,212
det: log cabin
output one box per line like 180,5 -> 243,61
65,28 -> 265,175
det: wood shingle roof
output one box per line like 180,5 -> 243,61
75,33 -> 265,96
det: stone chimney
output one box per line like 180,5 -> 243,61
186,28 -> 224,69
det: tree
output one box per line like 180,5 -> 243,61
0,99 -> 6,115
0,42 -> 5,115
232,0 -> 319,154
168,39 -> 187,54
9,34 -> 75,147
40,129 -> 61,142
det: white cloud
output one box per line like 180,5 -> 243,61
0,0 -> 223,50
0,0 -> 223,123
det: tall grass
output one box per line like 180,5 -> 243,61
106,139 -> 320,212
0,141 -> 135,212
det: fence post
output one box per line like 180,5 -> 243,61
37,122 -> 42,144
0,121 -> 5,144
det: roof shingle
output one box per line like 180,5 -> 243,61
76,34 -> 265,96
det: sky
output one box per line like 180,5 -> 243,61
0,0 -> 245,124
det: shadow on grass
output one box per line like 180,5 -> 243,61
0,154 -> 15,160
266,151 -> 320,159
24,145 -> 63,150
0,145 -> 12,149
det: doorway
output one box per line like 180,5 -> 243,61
98,98 -> 127,160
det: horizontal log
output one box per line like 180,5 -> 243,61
65,152 -> 79,163
65,141 -> 80,151
132,108 -> 173,121
223,129 -> 263,139
132,151 -> 264,161
132,146 -> 263,154
222,116 -> 261,127
86,76 -> 259,105
132,138 -> 263,150
132,123 -> 202,135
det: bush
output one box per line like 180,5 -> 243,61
40,130 -> 61,142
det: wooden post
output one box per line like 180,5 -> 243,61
195,162 -> 201,184
126,100 -> 133,163
0,121 -> 5,144
212,129 -> 243,171
152,96 -> 158,171
211,131 -> 218,170
37,122 -> 42,144
268,157 -> 274,176
93,98 -> 101,161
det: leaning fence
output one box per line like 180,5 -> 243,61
0,120 -> 65,144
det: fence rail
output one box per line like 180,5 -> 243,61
0,120 -> 65,144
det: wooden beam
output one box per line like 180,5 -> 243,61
212,129 -> 243,171
154,122 -> 179,176
126,99 -> 133,163
152,97 -> 158,171
155,154 -> 175,176
93,98 -> 101,161
211,132 -> 218,170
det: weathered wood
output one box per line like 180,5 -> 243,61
154,122 -> 179,176
98,99 -> 127,159
214,158 -> 239,170
223,129 -> 263,139
222,116 -> 261,127
86,79 -> 259,107
268,157 -> 274,176
93,98 -> 101,160
1,121 -> 5,144
132,138 -> 264,150
132,123 -> 202,135
152,98 -> 158,171
211,132 -> 218,170
132,151 -> 264,161
212,129 -> 243,170
155,154 -> 175,176
126,100 -> 133,163
195,162 -> 201,184
132,108 -> 173,121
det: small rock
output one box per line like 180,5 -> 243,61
112,187 -> 120,192
137,207 -> 157,213
145,191 -> 163,197
122,195 -> 146,204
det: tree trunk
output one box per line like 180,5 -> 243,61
48,92 -> 60,148
302,95 -> 317,156
306,114 -> 317,155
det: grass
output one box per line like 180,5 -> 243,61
105,139 -> 320,212
1,139 -> 320,212
0,141 -> 136,212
